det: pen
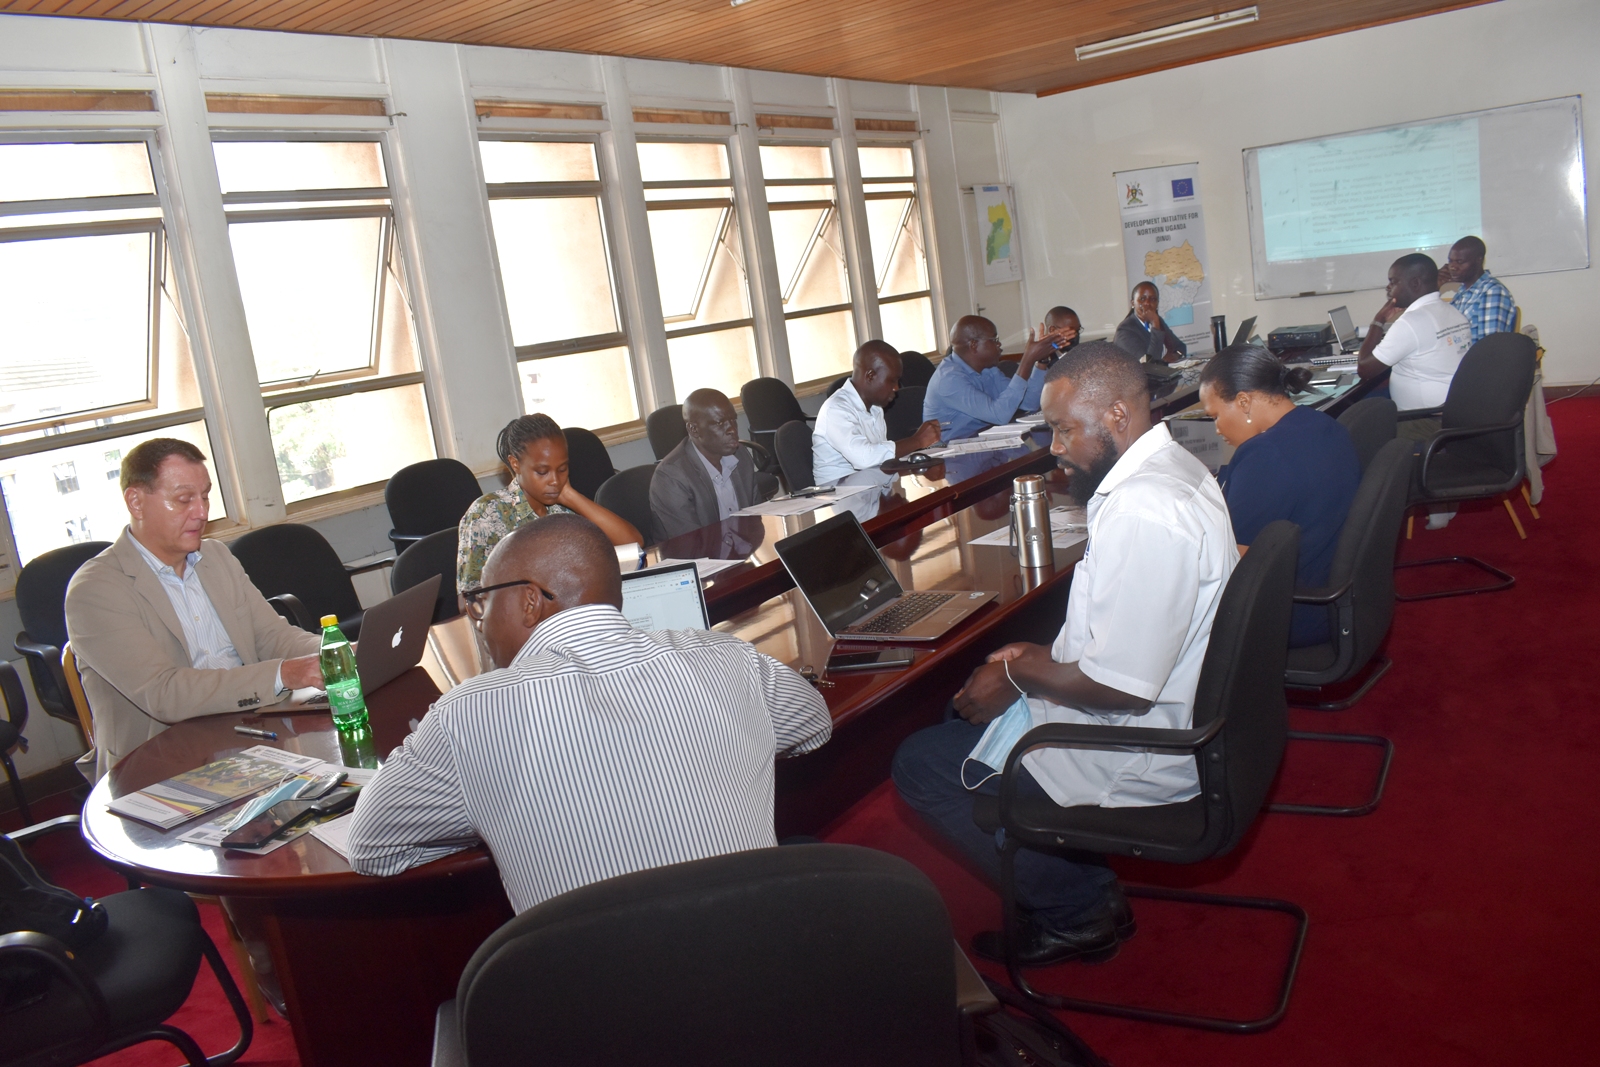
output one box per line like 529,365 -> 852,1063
234,725 -> 278,740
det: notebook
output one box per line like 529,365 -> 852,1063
620,561 -> 711,631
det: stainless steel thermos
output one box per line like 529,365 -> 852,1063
1010,474 -> 1052,569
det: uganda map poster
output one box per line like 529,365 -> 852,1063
973,184 -> 1023,286
1114,163 -> 1214,355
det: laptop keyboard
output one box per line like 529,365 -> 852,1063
844,591 -> 957,635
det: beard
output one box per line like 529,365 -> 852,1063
1058,429 -> 1119,504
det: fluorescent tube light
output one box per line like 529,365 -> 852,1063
1075,7 -> 1259,61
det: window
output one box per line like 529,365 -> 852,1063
761,144 -> 856,385
858,146 -> 938,356
638,141 -> 758,401
0,138 -> 221,564
214,138 -> 434,505
479,139 -> 638,431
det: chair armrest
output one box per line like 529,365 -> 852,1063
1292,578 -> 1353,606
6,813 -> 81,845
0,929 -> 112,1034
998,718 -> 1224,822
13,634 -> 69,707
346,558 -> 394,576
1395,406 -> 1444,421
268,594 -> 316,632
431,999 -> 465,1067
1419,417 -> 1524,487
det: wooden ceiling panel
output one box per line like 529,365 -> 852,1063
0,1 -> 1494,95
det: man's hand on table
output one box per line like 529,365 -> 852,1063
281,653 -> 325,691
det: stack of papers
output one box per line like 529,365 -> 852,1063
969,507 -> 1089,550
926,436 -> 1026,457
109,746 -> 325,829
978,422 -> 1034,438
733,483 -> 878,517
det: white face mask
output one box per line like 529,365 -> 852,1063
960,695 -> 1035,790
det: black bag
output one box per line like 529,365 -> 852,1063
0,832 -> 108,949
968,977 -> 1110,1067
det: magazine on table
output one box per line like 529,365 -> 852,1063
107,745 -> 325,830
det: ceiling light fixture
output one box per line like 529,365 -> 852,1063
1075,6 -> 1259,61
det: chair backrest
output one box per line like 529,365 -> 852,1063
1,660 -> 27,738
15,542 -> 110,651
1319,439 -> 1413,673
1440,332 -> 1537,476
229,524 -> 362,629
898,351 -> 936,388
884,385 -> 927,443
825,374 -> 849,398
562,427 -> 616,501
774,420 -> 814,491
645,405 -> 688,461
1190,521 -> 1299,857
385,458 -> 484,540
390,529 -> 460,624
996,359 -> 1019,378
61,643 -> 94,746
595,464 -> 658,547
455,844 -> 959,1067
739,377 -> 806,432
1337,397 -> 1398,473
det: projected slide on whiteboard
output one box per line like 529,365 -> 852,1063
1243,97 -> 1586,299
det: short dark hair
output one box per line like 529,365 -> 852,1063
1393,252 -> 1438,290
1042,339 -> 1147,404
1045,305 -> 1078,321
496,414 -> 566,467
1199,344 -> 1314,402
121,438 -> 207,492
1453,235 -> 1486,258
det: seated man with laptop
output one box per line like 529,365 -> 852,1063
811,341 -> 942,484
346,514 -> 833,914
892,341 -> 1237,966
65,438 -> 326,781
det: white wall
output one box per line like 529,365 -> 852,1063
998,0 -> 1599,386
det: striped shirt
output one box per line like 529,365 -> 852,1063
345,603 -> 833,912
1447,271 -> 1516,344
128,530 -> 245,672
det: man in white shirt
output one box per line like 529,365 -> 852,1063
811,341 -> 941,484
1357,253 -> 1472,422
893,341 -> 1236,967
347,513 -> 832,913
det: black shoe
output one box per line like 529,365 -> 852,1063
972,911 -> 1120,967
1104,882 -> 1136,942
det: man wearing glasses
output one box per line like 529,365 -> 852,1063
346,513 -> 832,914
924,315 -> 1071,442
649,388 -> 776,541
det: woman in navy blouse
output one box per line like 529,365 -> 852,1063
1200,346 -> 1362,647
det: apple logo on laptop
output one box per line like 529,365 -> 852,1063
391,627 -> 404,649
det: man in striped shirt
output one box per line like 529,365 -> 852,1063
347,514 -> 833,913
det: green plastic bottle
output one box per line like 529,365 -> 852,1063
319,615 -> 369,732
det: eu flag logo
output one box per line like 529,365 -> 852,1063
1171,178 -> 1194,198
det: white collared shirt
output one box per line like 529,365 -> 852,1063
1021,423 -> 1237,807
1372,291 -> 1472,411
695,445 -> 742,520
128,529 -> 244,672
812,379 -> 894,484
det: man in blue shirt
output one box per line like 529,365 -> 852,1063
1440,236 -> 1516,344
924,315 -> 1071,441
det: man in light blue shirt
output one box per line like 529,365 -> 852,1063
924,315 -> 1069,441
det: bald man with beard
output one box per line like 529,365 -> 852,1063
347,513 -> 831,913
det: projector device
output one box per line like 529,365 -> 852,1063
1267,323 -> 1335,350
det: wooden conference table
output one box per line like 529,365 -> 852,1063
81,366 -> 1378,1067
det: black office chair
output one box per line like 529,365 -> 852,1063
229,524 -> 372,639
562,427 -> 616,501
645,405 -> 688,461
0,816 -> 253,1067
13,541 -> 109,740
774,420 -> 814,492
899,351 -> 937,389
385,458 -> 483,558
1396,333 -> 1538,601
391,530 -> 460,625
595,464 -> 658,548
740,377 -> 812,458
825,374 -> 849,398
885,385 -> 928,442
1,662 -> 33,823
1336,397 -> 1398,473
973,522 -> 1307,1033
431,845 -> 964,1067
996,359 -> 1019,378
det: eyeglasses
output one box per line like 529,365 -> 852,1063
460,579 -> 553,621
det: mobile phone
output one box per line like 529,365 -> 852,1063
826,648 -> 915,674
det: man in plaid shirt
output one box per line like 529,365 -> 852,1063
1441,236 -> 1516,344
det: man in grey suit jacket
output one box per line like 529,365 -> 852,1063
650,389 -> 773,541
1113,281 -> 1188,365
65,439 -> 323,781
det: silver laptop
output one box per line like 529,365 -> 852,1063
775,512 -> 996,642
620,562 -> 710,631
1232,315 -> 1258,346
352,574 -> 440,693
1327,306 -> 1362,354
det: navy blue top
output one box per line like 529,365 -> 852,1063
1217,404 -> 1362,647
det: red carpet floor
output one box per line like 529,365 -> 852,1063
14,397 -> 1600,1066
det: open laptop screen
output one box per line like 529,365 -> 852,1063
620,563 -> 710,631
775,513 -> 904,632
1327,305 -> 1358,349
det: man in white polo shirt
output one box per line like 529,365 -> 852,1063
811,341 -> 940,484
893,341 -> 1236,967
1357,252 -> 1472,427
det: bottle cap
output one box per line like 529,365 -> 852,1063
320,615 -> 338,628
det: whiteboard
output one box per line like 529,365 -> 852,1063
1243,96 -> 1587,299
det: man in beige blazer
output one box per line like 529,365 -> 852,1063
65,439 -> 324,781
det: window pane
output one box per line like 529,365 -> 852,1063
230,216 -> 383,384
760,144 -> 832,180
489,197 -> 618,345
480,141 -> 597,184
0,420 -> 219,566
774,207 -> 849,311
0,142 -> 155,202
880,296 -> 938,356
864,195 -> 930,297
519,347 -> 638,430
858,145 -> 914,179
647,205 -> 750,325
666,327 -> 758,402
214,141 -> 386,194
0,232 -> 152,429
269,385 -> 433,504
786,310 -> 856,385
637,142 -> 729,182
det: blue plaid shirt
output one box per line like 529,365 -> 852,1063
1449,271 -> 1516,344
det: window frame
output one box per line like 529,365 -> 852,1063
857,140 -> 936,325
